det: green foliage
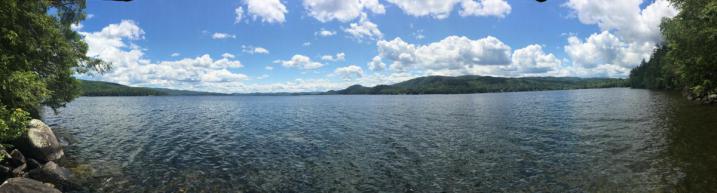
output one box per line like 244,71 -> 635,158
1,1 -> 104,141
77,80 -> 228,96
0,106 -> 31,143
1,0 -> 107,116
330,76 -> 628,95
629,45 -> 680,89
78,80 -> 168,96
633,0 -> 717,98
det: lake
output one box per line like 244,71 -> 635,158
41,88 -> 717,192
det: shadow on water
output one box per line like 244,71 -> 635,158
659,92 -> 717,192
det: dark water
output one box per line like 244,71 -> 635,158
42,88 -> 717,192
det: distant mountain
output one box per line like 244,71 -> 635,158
328,75 -> 628,95
78,80 -> 227,96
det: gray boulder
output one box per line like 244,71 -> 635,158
15,120 -> 63,162
0,177 -> 61,193
27,161 -> 80,192
8,150 -> 25,168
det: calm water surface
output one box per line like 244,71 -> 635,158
42,88 -> 717,192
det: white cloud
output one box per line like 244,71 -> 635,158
241,45 -> 270,54
564,31 -> 653,70
86,14 -> 95,19
375,36 -> 512,72
386,0 -> 511,19
559,0 -> 677,77
265,66 -> 274,70
501,44 -> 562,76
344,14 -> 383,42
79,20 -> 249,93
321,52 -> 346,62
564,0 -> 677,43
212,32 -> 236,39
171,53 -> 181,57
367,56 -> 386,71
333,65 -> 364,79
222,53 -> 236,59
316,29 -> 337,37
459,0 -> 511,18
235,7 -> 244,24
303,0 -> 385,23
244,0 -> 288,24
303,42 -> 312,47
201,69 -> 249,82
278,54 -> 325,70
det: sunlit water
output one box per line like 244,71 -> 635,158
42,88 -> 717,192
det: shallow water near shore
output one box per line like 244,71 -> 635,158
42,88 -> 717,192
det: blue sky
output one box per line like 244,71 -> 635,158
75,0 -> 678,93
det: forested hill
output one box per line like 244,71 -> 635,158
328,76 -> 628,95
78,80 -> 227,96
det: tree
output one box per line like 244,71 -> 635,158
0,0 -> 106,143
630,0 -> 717,101
661,0 -> 717,96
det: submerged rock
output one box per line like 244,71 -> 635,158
27,161 -> 81,192
0,177 -> 61,193
15,119 -> 64,162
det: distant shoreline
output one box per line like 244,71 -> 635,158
80,75 -> 628,97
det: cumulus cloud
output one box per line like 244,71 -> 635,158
212,32 -> 236,39
385,0 -> 511,19
459,0 -> 511,18
79,20 -> 249,92
303,0 -> 385,22
278,54 -> 325,70
343,14 -> 383,42
564,31 -> 653,75
222,53 -> 236,59
244,0 -> 288,24
333,65 -> 364,79
321,52 -> 346,62
374,36 -> 511,72
316,29 -> 337,37
564,0 -> 677,43
501,44 -> 562,76
367,56 -> 386,71
560,0 -> 678,77
241,45 -> 270,54
235,7 -> 244,24
171,53 -> 181,57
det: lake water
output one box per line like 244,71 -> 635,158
42,88 -> 717,192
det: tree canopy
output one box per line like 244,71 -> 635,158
0,0 -> 104,143
630,0 -> 717,101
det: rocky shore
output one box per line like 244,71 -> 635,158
0,120 -> 80,193
685,89 -> 717,104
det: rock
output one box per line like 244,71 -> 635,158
709,94 -> 717,103
0,166 -> 10,183
10,164 -> 25,177
25,159 -> 40,171
15,119 -> 64,162
26,161 -> 81,192
0,177 -> 62,193
8,150 -> 25,168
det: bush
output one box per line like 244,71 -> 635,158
0,106 -> 31,143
